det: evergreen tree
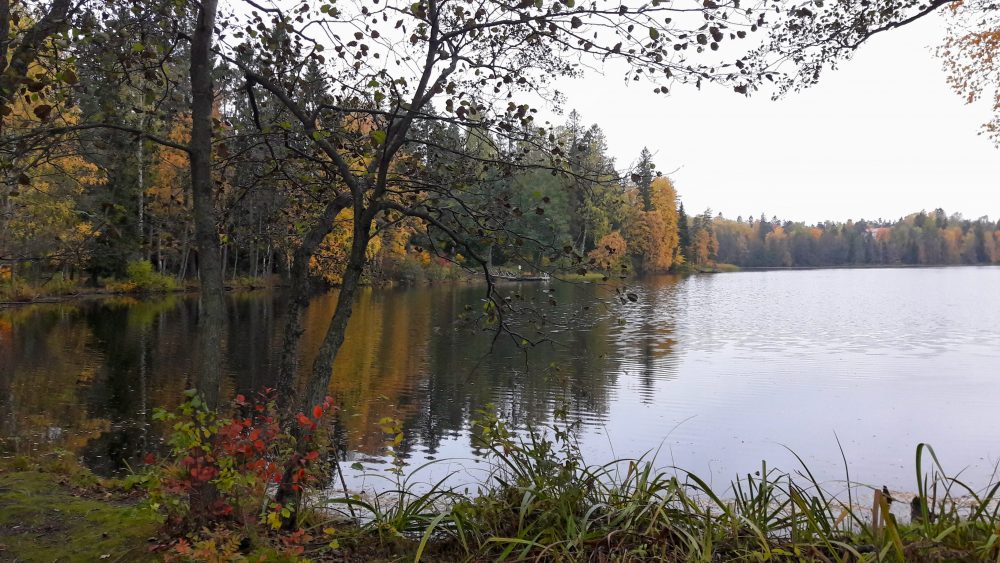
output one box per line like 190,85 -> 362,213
677,202 -> 691,260
634,147 -> 654,212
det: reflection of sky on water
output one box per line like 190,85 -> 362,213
3,266 -> 1000,495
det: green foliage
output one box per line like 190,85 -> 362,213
105,260 -> 178,293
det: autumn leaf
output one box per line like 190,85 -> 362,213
33,104 -> 53,120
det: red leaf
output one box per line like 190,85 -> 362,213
312,405 -> 323,419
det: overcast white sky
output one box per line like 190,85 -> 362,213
555,13 -> 1000,225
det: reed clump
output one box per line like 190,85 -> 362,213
314,410 -> 1000,562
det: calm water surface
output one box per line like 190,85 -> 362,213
2,267 -> 999,492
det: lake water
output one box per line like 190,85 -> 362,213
2,267 -> 999,494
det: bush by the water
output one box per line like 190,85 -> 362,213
106,260 -> 179,293
0,273 -> 81,301
123,389 -> 336,559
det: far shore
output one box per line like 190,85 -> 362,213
735,262 -> 1000,272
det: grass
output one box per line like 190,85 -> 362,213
673,262 -> 741,274
228,275 -> 275,290
5,416 -> 1000,562
0,274 -> 82,302
307,415 -> 1000,562
713,262 -> 742,273
0,452 -> 162,562
555,272 -> 611,282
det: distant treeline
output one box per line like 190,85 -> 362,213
708,210 -> 1000,268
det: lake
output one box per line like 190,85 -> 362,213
2,266 -> 999,494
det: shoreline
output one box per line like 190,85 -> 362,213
735,262 -> 1000,272
4,262 -> 997,306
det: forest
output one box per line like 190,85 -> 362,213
3,1 -> 997,303
711,210 -> 1000,268
3,88 -> 997,299
4,73 -> 997,298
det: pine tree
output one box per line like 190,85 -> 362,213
634,147 -> 654,212
677,202 -> 691,260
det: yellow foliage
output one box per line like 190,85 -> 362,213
309,208 -> 384,284
691,227 -> 719,266
150,115 -> 192,205
622,177 -> 681,271
4,37 -> 103,268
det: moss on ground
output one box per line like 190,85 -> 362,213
0,468 -> 161,562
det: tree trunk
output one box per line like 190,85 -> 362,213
302,213 -> 370,411
137,114 -> 146,259
157,229 -> 163,273
187,0 -> 224,525
275,202 -> 368,527
178,228 -> 190,282
189,0 -> 224,409
275,193 -> 351,415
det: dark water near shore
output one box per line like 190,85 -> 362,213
3,267 -> 999,492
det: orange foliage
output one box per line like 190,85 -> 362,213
588,231 -> 627,271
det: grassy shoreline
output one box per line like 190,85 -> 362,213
4,425 -> 998,562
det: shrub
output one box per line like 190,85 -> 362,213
106,260 -> 178,293
0,279 -> 39,301
230,275 -> 271,290
128,389 -> 335,558
0,273 -> 80,301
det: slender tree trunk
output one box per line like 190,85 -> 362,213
302,215 -> 370,411
275,201 -> 367,527
187,0 -> 224,524
275,193 -> 351,415
137,113 -> 146,259
189,0 -> 224,409
157,230 -> 163,273
178,228 -> 190,282
252,242 -> 258,279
